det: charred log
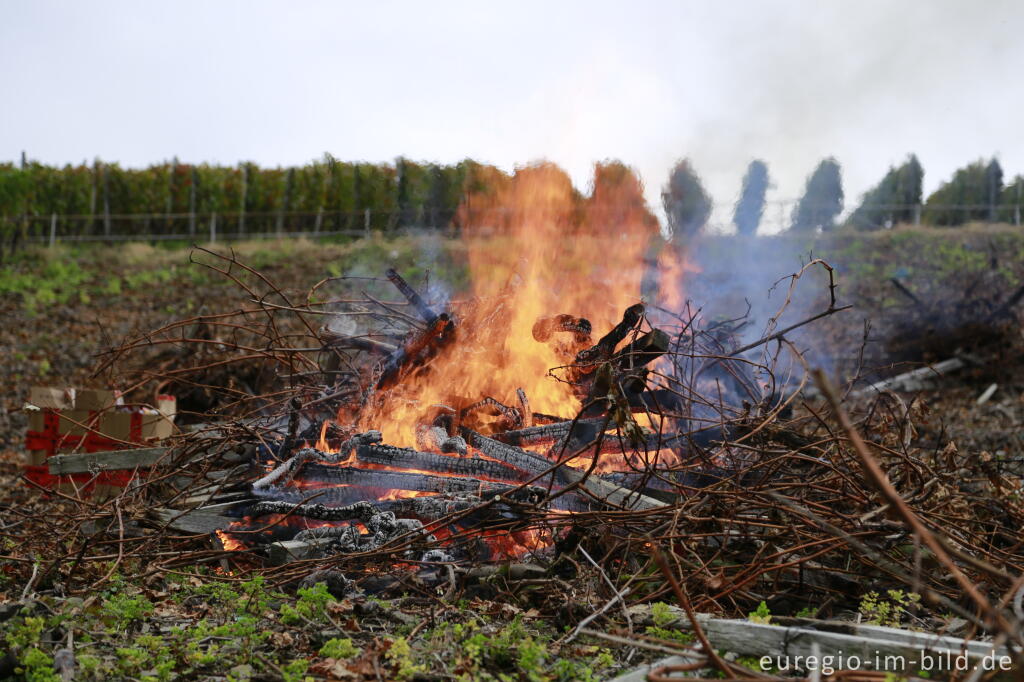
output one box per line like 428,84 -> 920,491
415,424 -> 468,455
260,480 -> 551,509
277,463 -> 540,497
375,313 -> 455,390
385,267 -> 441,325
461,428 -> 558,475
515,388 -> 533,428
574,303 -> 645,368
495,418 -> 606,448
354,443 -> 530,482
613,328 -> 670,370
460,396 -> 523,429
253,433 -> 383,490
532,314 -> 592,344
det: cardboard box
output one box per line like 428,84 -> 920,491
141,411 -> 174,440
25,450 -> 49,466
99,412 -> 138,442
27,408 -> 46,432
156,394 -> 177,420
100,410 -> 174,443
28,386 -> 74,410
76,389 -> 121,411
57,410 -> 97,437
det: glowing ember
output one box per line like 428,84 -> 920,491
216,529 -> 245,552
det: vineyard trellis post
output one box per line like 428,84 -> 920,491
102,165 -> 111,238
1016,183 -> 1021,227
49,213 -> 57,249
210,211 -> 217,243
189,165 -> 197,238
239,163 -> 249,237
89,161 -> 98,236
166,157 -> 177,236
277,168 -> 295,238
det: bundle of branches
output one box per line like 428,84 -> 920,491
8,247 -> 1022,680
882,258 -> 1024,365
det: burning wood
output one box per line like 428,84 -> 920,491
575,303 -> 645,368
100,242 -> 855,586
263,462 -> 523,496
385,267 -> 442,325
373,313 -> 455,390
213,287 -> 724,562
532,314 -> 592,345
414,424 -> 468,454
353,442 -> 528,482
459,396 -> 525,429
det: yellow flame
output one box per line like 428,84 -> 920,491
359,162 -> 665,448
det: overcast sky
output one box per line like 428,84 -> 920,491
2,0 -> 1022,231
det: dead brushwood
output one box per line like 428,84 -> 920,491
6,250 -> 1023,680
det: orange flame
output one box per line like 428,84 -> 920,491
656,244 -> 699,315
315,420 -> 330,451
360,162 -> 664,448
216,529 -> 245,552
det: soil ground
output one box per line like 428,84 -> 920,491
2,225 -> 1023,680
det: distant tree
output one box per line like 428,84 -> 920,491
848,154 -> 923,230
662,159 -> 711,242
1002,175 -> 1024,225
985,158 -> 1003,221
924,158 -> 1003,226
791,158 -> 843,232
427,164 -> 449,228
396,157 -> 412,227
587,161 -> 659,237
733,160 -> 769,236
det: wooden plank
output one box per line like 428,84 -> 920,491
858,357 -> 967,395
48,447 -> 170,474
611,611 -> 1014,680
609,655 -> 699,682
149,507 -> 234,534
466,429 -> 665,511
268,538 -> 332,565
565,467 -> 666,511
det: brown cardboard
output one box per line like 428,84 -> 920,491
28,386 -> 74,410
141,411 -> 174,440
76,389 -> 121,411
99,412 -> 134,442
27,409 -> 46,432
99,410 -> 174,442
156,395 -> 177,420
57,410 -> 97,437
25,450 -> 48,466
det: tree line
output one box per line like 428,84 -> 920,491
3,152 -> 1023,246
0,155 -> 484,240
664,154 -> 1024,237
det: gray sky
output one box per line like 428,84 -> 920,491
2,0 -> 1022,231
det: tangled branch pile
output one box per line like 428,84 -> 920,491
4,246 -> 1022,680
